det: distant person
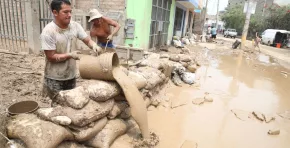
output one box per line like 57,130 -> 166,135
254,32 -> 261,52
211,26 -> 217,41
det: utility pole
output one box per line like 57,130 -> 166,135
202,0 -> 209,34
216,0 -> 220,28
262,0 -> 267,16
241,0 -> 252,50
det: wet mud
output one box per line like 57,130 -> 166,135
112,67 -> 149,139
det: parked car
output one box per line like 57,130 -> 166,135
261,29 -> 290,46
224,29 -> 237,38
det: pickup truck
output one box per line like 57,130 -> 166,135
224,29 -> 237,38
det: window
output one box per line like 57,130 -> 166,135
149,0 -> 172,49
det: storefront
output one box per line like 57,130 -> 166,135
174,0 -> 199,37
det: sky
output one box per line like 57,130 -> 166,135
206,0 -> 290,15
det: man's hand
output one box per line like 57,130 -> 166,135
107,34 -> 113,41
67,51 -> 81,60
92,43 -> 103,55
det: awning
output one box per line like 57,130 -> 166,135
176,0 -> 199,9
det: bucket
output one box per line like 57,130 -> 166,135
7,101 -> 39,115
79,52 -> 119,81
276,43 -> 281,48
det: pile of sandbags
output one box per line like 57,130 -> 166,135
5,61 -> 172,148
6,79 -> 133,148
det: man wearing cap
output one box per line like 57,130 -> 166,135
89,9 -> 121,49
41,0 -> 103,99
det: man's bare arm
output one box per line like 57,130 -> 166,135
102,16 -> 121,36
44,50 -> 71,62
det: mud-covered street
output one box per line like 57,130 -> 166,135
112,39 -> 290,148
1,38 -> 290,148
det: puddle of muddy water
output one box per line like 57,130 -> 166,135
113,51 -> 290,148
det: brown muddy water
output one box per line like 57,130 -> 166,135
113,51 -> 290,148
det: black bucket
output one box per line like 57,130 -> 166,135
232,40 -> 241,49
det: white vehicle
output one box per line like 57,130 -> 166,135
261,29 -> 289,46
224,29 -> 237,38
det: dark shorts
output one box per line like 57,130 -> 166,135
98,41 -> 115,48
212,35 -> 217,39
42,77 -> 76,100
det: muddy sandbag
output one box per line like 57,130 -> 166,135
134,67 -> 165,90
108,101 -> 129,119
56,86 -> 89,109
57,141 -> 91,148
37,100 -> 114,127
187,64 -> 197,73
114,95 -> 126,101
128,71 -> 147,90
69,117 -> 108,142
181,72 -> 196,85
169,55 -> 180,62
139,59 -> 163,70
179,54 -> 192,62
7,114 -> 74,148
160,54 -> 169,59
85,80 -> 121,102
86,119 -> 128,148
171,69 -> 183,86
180,62 -> 189,68
119,107 -> 131,119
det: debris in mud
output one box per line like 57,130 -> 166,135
204,92 -> 213,102
181,140 -> 198,148
278,110 -> 290,120
252,111 -> 265,122
133,132 -> 159,148
231,109 -> 252,121
268,129 -> 280,135
264,115 -> 275,123
192,98 -> 205,105
231,110 -> 276,123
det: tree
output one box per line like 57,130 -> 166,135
221,5 -> 245,35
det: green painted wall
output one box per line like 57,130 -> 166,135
125,0 -> 152,49
167,0 -> 176,44
125,0 -> 176,49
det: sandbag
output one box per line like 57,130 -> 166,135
187,64 -> 197,73
108,101 -> 129,119
86,119 -> 128,148
128,71 -> 147,90
133,67 -> 165,90
7,114 -> 74,148
119,107 -> 131,119
139,59 -> 164,70
69,117 -> 108,142
180,62 -> 189,68
113,95 -> 126,101
85,80 -> 121,102
57,141 -> 90,148
160,54 -> 169,59
37,100 -> 114,127
179,54 -> 192,62
169,55 -> 180,62
180,72 -> 196,85
56,86 -> 89,109
171,68 -> 183,86
173,40 -> 182,47
51,116 -> 72,126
